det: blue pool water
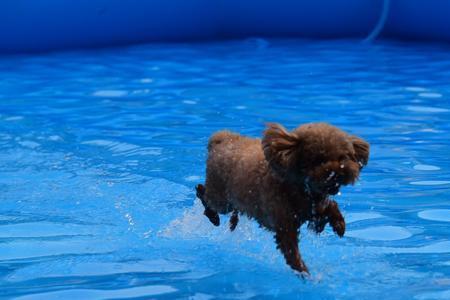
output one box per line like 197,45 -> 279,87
0,39 -> 449,299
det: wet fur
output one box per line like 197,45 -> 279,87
196,122 -> 369,275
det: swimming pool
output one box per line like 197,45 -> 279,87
0,39 -> 449,299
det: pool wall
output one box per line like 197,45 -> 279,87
1,0 -> 449,53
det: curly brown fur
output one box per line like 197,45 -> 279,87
197,122 -> 369,275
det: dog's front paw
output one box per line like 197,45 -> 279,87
294,269 -> 311,280
330,217 -> 345,237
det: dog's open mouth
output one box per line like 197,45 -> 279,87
323,171 -> 341,195
327,184 -> 340,195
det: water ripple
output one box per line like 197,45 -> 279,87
92,90 -> 129,98
0,239 -> 116,261
7,259 -> 188,282
13,285 -> 177,300
413,164 -> 441,171
376,241 -> 450,254
418,209 -> 450,222
346,212 -> 384,224
0,222 -> 102,238
347,226 -> 413,241
410,181 -> 450,186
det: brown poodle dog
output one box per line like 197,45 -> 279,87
196,122 -> 369,275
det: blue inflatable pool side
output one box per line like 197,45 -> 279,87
1,0 -> 449,53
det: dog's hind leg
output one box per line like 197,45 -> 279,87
229,210 -> 239,231
195,183 -> 206,201
196,184 -> 220,226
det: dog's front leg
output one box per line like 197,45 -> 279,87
313,199 -> 345,237
325,200 -> 345,237
275,227 -> 309,275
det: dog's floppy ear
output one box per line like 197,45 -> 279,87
262,123 -> 300,169
350,136 -> 369,168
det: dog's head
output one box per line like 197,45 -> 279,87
262,122 -> 369,196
